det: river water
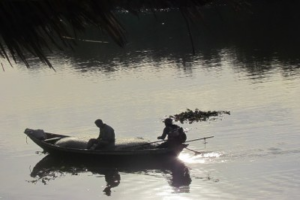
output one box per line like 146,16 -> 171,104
1,3 -> 300,200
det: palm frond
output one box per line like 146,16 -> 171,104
0,0 -> 248,68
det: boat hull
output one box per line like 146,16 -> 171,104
25,130 -> 187,160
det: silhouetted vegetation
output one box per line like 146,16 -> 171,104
170,108 -> 230,124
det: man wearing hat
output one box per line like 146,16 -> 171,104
157,118 -> 186,148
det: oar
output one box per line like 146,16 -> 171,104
184,147 -> 204,155
122,136 -> 214,150
184,136 -> 214,143
183,136 -> 214,155
141,135 -> 214,147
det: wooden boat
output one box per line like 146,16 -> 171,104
24,128 -> 188,159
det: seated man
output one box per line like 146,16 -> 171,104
157,118 -> 186,148
87,119 -> 115,150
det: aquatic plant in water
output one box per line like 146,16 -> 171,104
169,108 -> 230,124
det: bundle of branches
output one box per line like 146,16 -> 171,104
170,108 -> 230,123
0,0 -> 248,69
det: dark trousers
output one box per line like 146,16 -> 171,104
87,138 -> 114,149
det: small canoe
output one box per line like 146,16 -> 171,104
24,128 -> 188,159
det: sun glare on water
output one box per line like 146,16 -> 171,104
178,152 -> 222,164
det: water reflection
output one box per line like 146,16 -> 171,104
28,155 -> 191,196
13,1 -> 300,81
33,2 -> 297,80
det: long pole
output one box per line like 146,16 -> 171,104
147,136 -> 214,145
122,136 -> 214,150
121,139 -> 164,149
183,136 -> 214,155
184,136 -> 214,143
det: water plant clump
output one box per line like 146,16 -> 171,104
170,109 -> 230,124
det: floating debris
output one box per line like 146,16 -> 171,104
169,109 -> 230,124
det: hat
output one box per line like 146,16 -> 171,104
164,118 -> 173,125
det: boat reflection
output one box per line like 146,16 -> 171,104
29,155 -> 191,195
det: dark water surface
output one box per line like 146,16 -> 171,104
1,3 -> 300,200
